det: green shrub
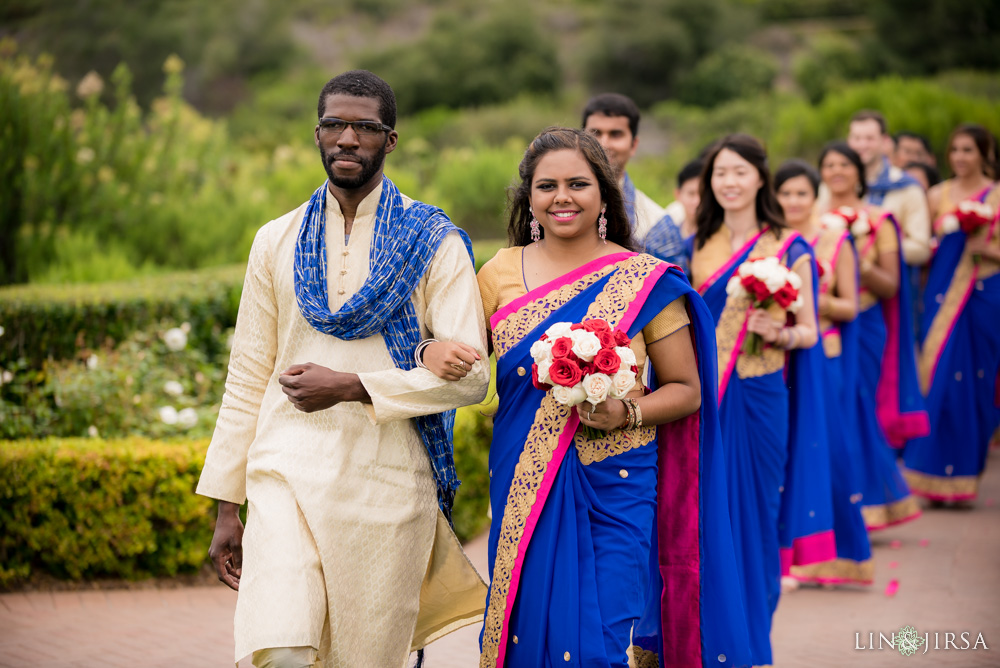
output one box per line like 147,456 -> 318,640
677,45 -> 779,109
0,263 -> 244,368
0,437 -> 215,586
452,401 -> 496,542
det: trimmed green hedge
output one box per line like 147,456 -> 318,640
0,404 -> 494,587
0,264 -> 245,367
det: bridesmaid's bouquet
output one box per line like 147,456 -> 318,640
941,201 -> 995,265
820,206 -> 872,239
530,319 -> 639,433
725,256 -> 804,355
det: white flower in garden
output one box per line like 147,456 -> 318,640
87,425 -> 99,438
609,369 -> 638,399
530,339 -> 553,362
163,380 -> 184,397
177,407 -> 198,429
76,71 -> 104,99
1,370 -> 12,384
86,354 -> 99,370
569,329 -> 601,362
614,346 -> 637,369
551,383 -> 587,406
180,322 -> 191,334
544,322 -> 574,339
158,406 -> 179,425
939,214 -> 960,235
164,327 -> 187,351
0,324 -> 5,337
582,373 -> 612,405
536,359 -> 552,385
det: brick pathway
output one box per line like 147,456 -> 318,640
2,450 -> 998,667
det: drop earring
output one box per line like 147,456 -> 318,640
598,205 -> 607,242
530,207 -> 541,242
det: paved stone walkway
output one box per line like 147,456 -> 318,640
2,450 -> 998,667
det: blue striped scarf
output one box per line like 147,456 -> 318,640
623,172 -> 638,230
293,175 -> 474,518
867,157 -> 920,206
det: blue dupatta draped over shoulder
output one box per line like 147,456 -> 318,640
480,252 -> 751,668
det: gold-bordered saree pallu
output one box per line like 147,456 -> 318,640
904,187 -> 1000,501
695,228 -> 835,666
481,252 -> 751,668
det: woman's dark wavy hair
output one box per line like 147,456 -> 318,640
774,159 -> 820,197
694,133 -> 785,250
948,123 -> 998,179
818,141 -> 867,200
507,127 -> 637,251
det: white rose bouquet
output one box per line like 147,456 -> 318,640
725,256 -> 804,355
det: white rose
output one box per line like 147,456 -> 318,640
87,425 -> 99,438
536,359 -> 553,385
164,327 -> 188,352
158,406 -> 179,425
86,354 -> 99,370
819,212 -> 846,231
850,218 -> 871,238
762,270 -> 788,294
726,276 -> 748,298
957,200 -> 976,214
939,214 -> 960,235
788,294 -> 804,314
787,270 -> 802,290
737,260 -> 755,278
177,407 -> 198,429
551,383 -> 587,406
609,370 -> 637,399
582,373 -> 612,405
569,329 -> 602,362
530,339 -> 553,363
544,322 -> 574,339
163,380 -> 184,397
614,345 -> 637,368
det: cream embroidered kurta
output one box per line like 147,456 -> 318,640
628,183 -> 666,243
197,181 -> 490,666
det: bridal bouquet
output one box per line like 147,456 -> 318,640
726,256 -> 804,355
941,201 -> 995,265
530,319 -> 639,433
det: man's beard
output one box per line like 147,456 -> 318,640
319,140 -> 387,190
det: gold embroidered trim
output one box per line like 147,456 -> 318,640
631,646 -> 660,668
480,255 -> 662,668
492,266 -> 616,358
903,469 -> 979,500
790,558 -> 874,584
812,228 -> 843,296
918,250 -> 976,395
575,425 -> 656,465
862,496 -> 921,529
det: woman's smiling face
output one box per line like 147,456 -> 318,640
531,148 -> 604,242
710,148 -> 763,214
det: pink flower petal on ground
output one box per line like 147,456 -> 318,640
889,540 -> 902,549
884,579 -> 899,597
888,561 -> 898,569
986,498 -> 995,507
920,539 -> 930,547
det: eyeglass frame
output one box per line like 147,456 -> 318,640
317,117 -> 393,136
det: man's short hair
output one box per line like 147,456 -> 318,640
318,70 -> 397,129
850,109 -> 888,136
904,161 -> 942,188
582,93 -> 641,138
677,159 -> 704,188
894,131 -> 933,155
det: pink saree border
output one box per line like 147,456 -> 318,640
696,229 -> 765,295
490,252 -> 635,329
779,530 -> 837,575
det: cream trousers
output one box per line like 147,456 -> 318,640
251,646 -> 323,668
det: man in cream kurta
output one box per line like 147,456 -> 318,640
197,71 -> 489,668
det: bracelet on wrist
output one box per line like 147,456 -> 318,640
413,338 -> 438,369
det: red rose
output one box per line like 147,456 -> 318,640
741,275 -> 771,302
631,364 -> 638,374
550,336 -> 574,359
595,329 -> 615,349
580,361 -> 596,376
773,283 -> 798,309
531,363 -> 552,391
548,358 -> 583,387
614,330 -> 631,347
816,262 -> 826,278
570,323 -> 585,331
957,211 -> 989,235
581,319 -> 611,334
593,348 -> 621,375
540,333 -> 549,341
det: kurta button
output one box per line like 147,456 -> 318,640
340,269 -> 348,275
977,280 -> 985,291
809,510 -> 815,517
564,651 -> 571,661
343,250 -> 349,256
338,289 -> 345,295
619,469 -> 628,478
517,366 -> 526,376
512,636 -> 518,644
936,293 -> 945,303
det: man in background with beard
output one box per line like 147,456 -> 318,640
197,70 -> 489,668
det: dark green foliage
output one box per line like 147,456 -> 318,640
451,401 -> 496,543
358,5 -> 560,115
676,45 -> 779,108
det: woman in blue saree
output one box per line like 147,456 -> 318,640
428,128 -> 751,667
689,135 -> 834,666
816,142 -> 929,531
775,158 -> 873,587
904,124 -> 1000,504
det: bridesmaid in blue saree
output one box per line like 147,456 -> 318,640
775,159 -> 873,587
817,142 -> 929,531
689,135 -> 833,665
429,128 -> 751,667
904,125 -> 1000,504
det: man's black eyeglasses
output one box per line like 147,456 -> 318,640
318,118 -> 392,136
